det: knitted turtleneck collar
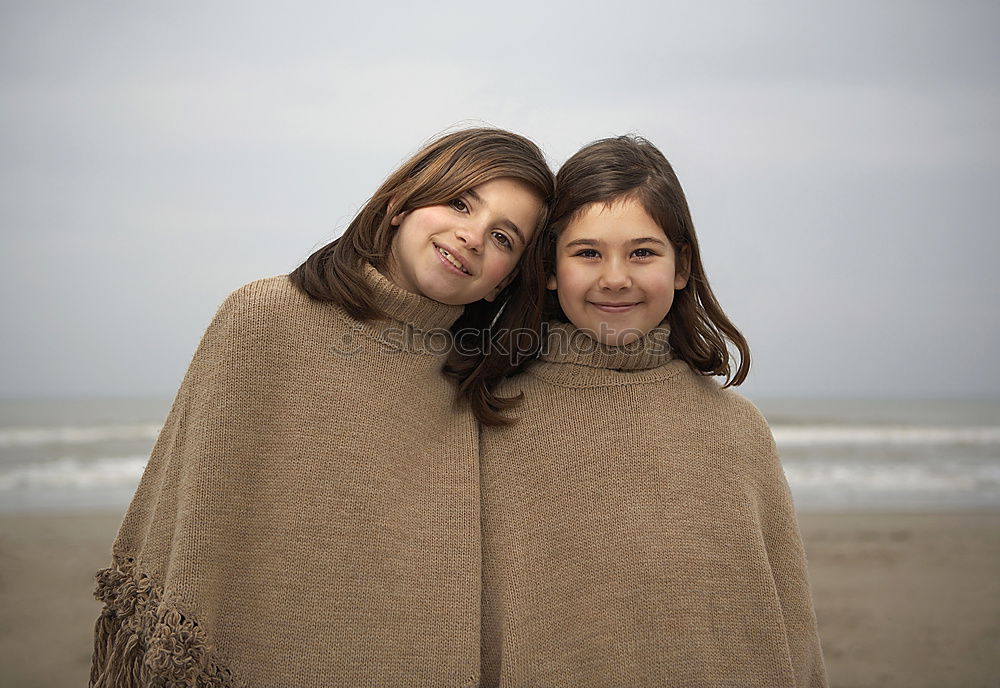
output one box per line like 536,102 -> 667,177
364,263 -> 464,331
539,320 -> 674,371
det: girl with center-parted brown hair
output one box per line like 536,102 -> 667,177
89,128 -> 554,688
479,135 -> 828,687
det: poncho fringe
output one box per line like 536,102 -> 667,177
89,271 -> 479,685
91,557 -> 244,688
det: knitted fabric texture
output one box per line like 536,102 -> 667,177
91,266 -> 481,687
479,322 -> 828,687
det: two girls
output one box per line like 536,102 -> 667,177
91,128 -> 825,687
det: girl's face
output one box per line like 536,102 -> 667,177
385,177 -> 544,305
548,198 -> 689,346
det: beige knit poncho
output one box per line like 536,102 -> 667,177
91,266 -> 481,687
479,323 -> 828,687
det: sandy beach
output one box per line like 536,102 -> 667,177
1,510 -> 998,688
800,511 -> 1000,687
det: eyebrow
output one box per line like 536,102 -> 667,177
466,188 -> 526,245
563,237 -> 668,248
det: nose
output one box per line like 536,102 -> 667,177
454,222 -> 486,253
598,259 -> 632,290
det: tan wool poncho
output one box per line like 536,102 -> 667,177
479,322 -> 828,687
91,266 -> 482,687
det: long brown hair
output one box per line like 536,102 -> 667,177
543,135 -> 750,386
290,127 -> 555,423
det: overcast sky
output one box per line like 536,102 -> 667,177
2,0 -> 998,400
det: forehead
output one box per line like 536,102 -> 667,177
471,177 -> 545,239
559,198 -> 665,243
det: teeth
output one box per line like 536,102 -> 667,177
437,247 -> 469,274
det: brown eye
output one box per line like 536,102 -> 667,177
492,231 -> 512,249
449,198 -> 469,212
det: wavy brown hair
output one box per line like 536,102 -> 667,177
542,135 -> 750,386
290,127 -> 555,424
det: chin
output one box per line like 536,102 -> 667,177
422,290 -> 463,306
578,319 -> 644,347
437,296 -> 467,306
411,278 -> 459,305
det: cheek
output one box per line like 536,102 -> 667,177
390,217 -> 422,250
646,277 -> 679,319
388,228 -> 412,261
643,269 -> 677,300
482,252 -> 520,285
553,260 -> 571,283
555,264 -> 590,299
553,265 -> 590,314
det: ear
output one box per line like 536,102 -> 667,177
387,196 -> 405,226
546,273 -> 558,291
485,271 -> 517,303
675,244 -> 692,290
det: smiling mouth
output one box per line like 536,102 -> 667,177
435,244 -> 471,275
591,302 -> 640,313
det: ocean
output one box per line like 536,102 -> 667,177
1,398 -> 998,514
